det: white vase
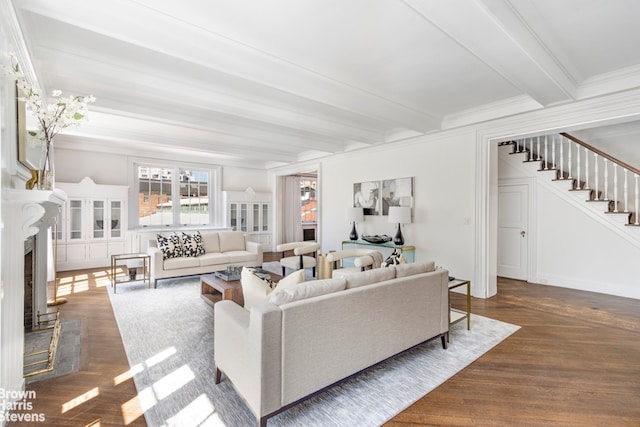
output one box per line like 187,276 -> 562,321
37,142 -> 54,191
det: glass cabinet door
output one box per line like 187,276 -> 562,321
69,199 -> 83,240
93,200 -> 105,239
110,200 -> 122,238
252,204 -> 260,231
240,203 -> 247,231
262,204 -> 269,231
230,203 -> 238,230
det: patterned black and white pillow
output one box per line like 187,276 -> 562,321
382,249 -> 406,267
157,234 -> 184,260
182,231 -> 205,257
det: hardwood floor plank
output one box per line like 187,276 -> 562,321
9,265 -> 640,426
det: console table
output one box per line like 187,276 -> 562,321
110,253 -> 151,293
341,240 -> 415,264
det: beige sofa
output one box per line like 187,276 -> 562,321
214,261 -> 449,426
147,230 -> 263,286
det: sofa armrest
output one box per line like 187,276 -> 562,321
147,245 -> 164,277
214,300 -> 282,419
245,240 -> 264,265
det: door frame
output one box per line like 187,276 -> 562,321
497,177 -> 537,283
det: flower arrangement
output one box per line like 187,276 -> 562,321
3,52 -> 95,189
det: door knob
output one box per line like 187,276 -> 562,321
521,230 -> 526,237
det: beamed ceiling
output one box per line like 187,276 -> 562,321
10,0 -> 640,168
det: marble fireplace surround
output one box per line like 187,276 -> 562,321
2,188 -> 65,392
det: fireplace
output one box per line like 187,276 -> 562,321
24,236 -> 36,330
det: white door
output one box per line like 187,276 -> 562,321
498,183 -> 529,280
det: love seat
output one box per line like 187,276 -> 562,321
214,261 -> 449,426
147,230 -> 263,286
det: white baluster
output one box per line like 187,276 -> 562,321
584,147 -> 589,189
635,174 -> 639,225
594,154 -> 599,200
544,135 -> 548,170
559,135 -> 564,178
576,143 -> 581,189
603,158 -> 609,201
537,136 -> 541,160
613,164 -> 619,212
623,169 -> 629,213
567,138 -> 573,180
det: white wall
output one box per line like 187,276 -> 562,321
56,148 -> 271,192
56,148 -> 128,185
319,128 -> 478,293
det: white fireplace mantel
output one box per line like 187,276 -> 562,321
1,187 -> 67,395
8,188 -> 67,239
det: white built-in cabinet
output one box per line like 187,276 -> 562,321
56,177 -> 128,271
222,190 -> 272,249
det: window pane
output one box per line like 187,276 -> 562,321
138,167 -> 173,226
179,169 -> 209,225
300,178 -> 316,223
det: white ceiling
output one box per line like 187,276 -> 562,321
11,0 -> 640,168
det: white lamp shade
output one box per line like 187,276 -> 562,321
346,207 -> 364,222
388,206 -> 411,224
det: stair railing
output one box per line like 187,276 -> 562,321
514,133 -> 640,226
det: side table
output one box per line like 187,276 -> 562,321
111,253 -> 151,293
448,278 -> 471,342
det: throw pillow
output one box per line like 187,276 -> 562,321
395,261 -> 436,278
181,231 -> 205,257
240,267 -> 274,310
157,234 -> 184,260
343,267 -> 396,289
272,269 -> 306,294
269,278 -> 347,306
241,268 -> 306,310
382,249 -> 406,267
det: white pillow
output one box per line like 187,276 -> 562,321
343,267 -> 396,289
240,268 -> 305,309
240,267 -> 273,310
395,261 -> 436,278
272,269 -> 305,293
269,278 -> 346,306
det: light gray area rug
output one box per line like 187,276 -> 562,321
108,275 -> 519,427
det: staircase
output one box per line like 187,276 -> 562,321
499,133 -> 640,242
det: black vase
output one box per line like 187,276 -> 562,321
349,222 -> 358,240
393,223 -> 404,246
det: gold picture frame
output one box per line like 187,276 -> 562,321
16,83 -> 37,169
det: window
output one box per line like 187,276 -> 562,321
134,163 -> 216,228
300,178 -> 316,223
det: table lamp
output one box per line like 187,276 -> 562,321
388,206 -> 411,245
346,207 -> 364,240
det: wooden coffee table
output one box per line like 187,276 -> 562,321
200,271 -> 282,308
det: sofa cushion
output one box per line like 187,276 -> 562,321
226,250 -> 258,263
219,231 -> 246,252
163,256 -> 199,270
343,267 -> 396,289
201,232 -> 220,253
181,231 -> 205,257
269,277 -> 346,306
157,234 -> 184,260
395,261 -> 436,278
197,253 -> 231,267
241,268 -> 305,309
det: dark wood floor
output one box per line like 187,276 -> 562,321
10,259 -> 640,426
